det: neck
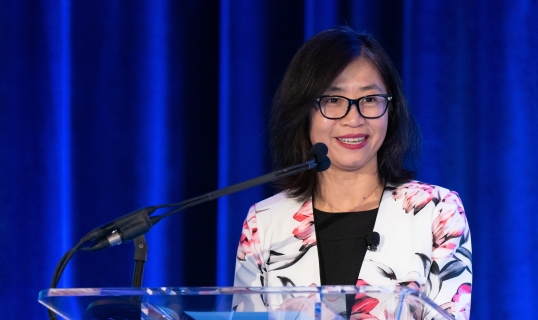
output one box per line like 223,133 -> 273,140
315,168 -> 383,213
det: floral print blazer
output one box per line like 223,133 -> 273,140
233,181 -> 472,319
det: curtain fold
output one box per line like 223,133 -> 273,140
1,0 -> 537,318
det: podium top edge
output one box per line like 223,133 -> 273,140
40,285 -> 419,297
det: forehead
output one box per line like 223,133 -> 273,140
326,57 -> 386,93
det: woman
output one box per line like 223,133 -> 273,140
233,27 -> 472,319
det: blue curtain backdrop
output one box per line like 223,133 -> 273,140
1,0 -> 537,318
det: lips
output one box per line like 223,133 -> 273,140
336,136 -> 366,144
335,134 -> 368,149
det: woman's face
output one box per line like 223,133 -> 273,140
309,57 -> 389,174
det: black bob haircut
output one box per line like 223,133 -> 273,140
270,26 -> 420,201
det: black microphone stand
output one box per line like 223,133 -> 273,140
132,235 -> 148,288
84,236 -> 149,320
47,143 -> 330,320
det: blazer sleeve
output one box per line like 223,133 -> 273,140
429,190 -> 472,319
232,204 -> 268,311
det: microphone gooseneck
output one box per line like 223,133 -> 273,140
82,142 -> 331,251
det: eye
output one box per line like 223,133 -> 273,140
321,96 -> 346,106
323,97 -> 340,104
362,96 -> 384,106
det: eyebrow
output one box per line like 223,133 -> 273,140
325,84 -> 384,93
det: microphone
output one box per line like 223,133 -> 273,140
308,143 -> 330,172
365,232 -> 380,251
81,143 -> 331,251
47,143 -> 332,313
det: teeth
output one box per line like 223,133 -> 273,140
337,137 -> 366,144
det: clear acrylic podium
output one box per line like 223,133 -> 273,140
39,285 -> 454,319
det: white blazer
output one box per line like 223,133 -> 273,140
233,181 -> 472,319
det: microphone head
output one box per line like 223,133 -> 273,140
308,143 -> 330,172
315,157 -> 331,172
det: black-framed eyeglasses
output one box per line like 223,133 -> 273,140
316,94 -> 392,120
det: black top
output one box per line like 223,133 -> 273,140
314,207 -> 379,286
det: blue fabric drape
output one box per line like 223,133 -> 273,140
1,1 -> 537,318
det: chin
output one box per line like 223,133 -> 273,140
329,156 -> 377,173
330,163 -> 367,172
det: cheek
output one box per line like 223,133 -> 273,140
378,116 -> 389,141
309,111 -> 326,144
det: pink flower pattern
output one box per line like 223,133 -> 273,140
236,207 -> 262,265
432,191 -> 467,259
292,200 -> 316,250
392,181 -> 439,214
351,279 -> 379,319
452,283 -> 472,316
440,283 -> 471,320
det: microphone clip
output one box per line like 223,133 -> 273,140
84,206 -> 157,252
365,231 -> 380,252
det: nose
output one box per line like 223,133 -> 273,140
341,102 -> 365,126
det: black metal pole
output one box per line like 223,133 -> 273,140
132,235 -> 148,288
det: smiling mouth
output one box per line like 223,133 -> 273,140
336,136 -> 366,144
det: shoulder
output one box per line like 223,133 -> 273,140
253,191 -> 293,209
385,180 -> 464,215
245,191 -> 311,231
388,180 -> 459,198
251,191 -> 307,215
